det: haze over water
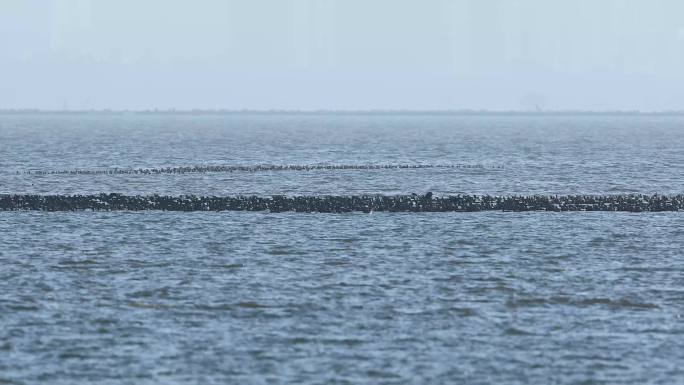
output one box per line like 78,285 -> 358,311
3,0 -> 684,111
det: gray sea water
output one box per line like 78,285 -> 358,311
1,113 -> 683,384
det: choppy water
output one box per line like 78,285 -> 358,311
1,113 -> 683,384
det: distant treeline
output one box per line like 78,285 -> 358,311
1,193 -> 682,213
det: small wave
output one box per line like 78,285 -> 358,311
576,297 -> 659,309
128,286 -> 172,299
126,301 -> 175,310
366,370 -> 401,379
55,258 -> 99,268
5,304 -> 41,312
235,301 -> 269,309
448,307 -> 478,317
503,326 -> 534,336
193,303 -> 235,311
215,263 -> 243,269
58,351 -> 91,360
507,296 -> 659,310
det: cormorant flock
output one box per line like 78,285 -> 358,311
1,193 -> 681,212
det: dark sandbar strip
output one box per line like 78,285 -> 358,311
1,193 -> 682,212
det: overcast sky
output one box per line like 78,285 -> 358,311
2,0 -> 684,111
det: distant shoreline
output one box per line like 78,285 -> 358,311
2,109 -> 684,116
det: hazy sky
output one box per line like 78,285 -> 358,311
2,0 -> 684,110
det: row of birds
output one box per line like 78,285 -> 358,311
22,164 -> 503,175
1,193 -> 682,212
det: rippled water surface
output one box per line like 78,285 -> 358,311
1,113 -> 683,384
2,113 -> 684,195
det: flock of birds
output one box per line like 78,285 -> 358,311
8,164 -> 682,213
1,193 -> 682,212
21,164 -> 503,175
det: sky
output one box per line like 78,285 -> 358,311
2,0 -> 684,111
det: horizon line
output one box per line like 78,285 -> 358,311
2,108 -> 684,115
